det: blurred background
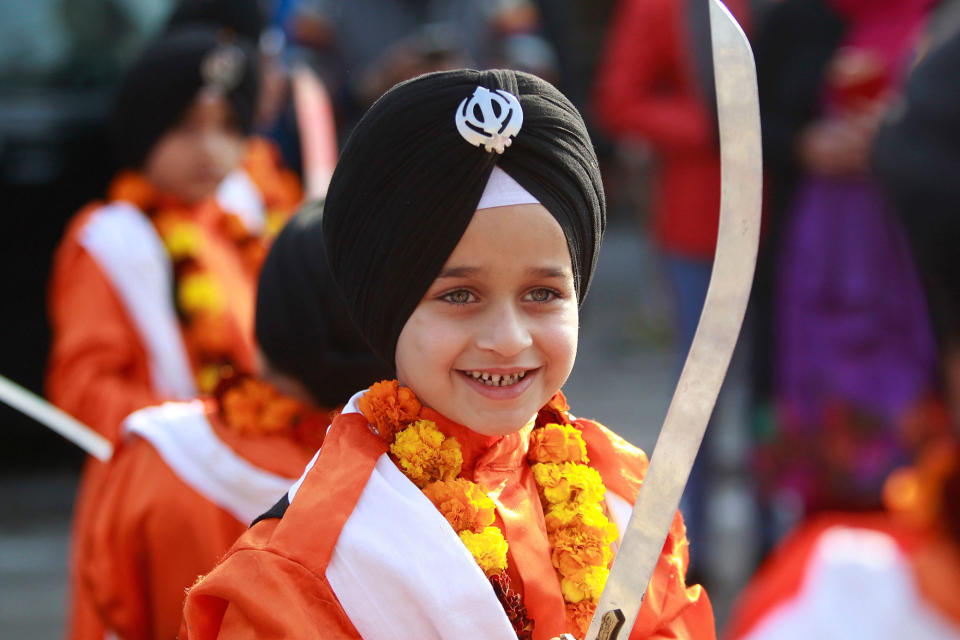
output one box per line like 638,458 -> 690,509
3,0 -> 960,637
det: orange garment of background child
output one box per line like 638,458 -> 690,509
79,389 -> 325,640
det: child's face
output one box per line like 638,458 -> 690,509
143,90 -> 245,204
395,203 -> 578,436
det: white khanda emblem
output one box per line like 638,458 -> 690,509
455,86 -> 523,154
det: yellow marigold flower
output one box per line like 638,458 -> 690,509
532,462 -> 605,506
459,527 -> 508,576
560,565 -> 609,604
196,364 -> 222,394
423,478 -> 495,533
528,422 -> 588,464
265,209 -> 287,237
162,222 -> 203,259
178,273 -> 224,314
544,502 -> 618,543
390,420 -> 463,488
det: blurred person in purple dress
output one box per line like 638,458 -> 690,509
752,0 -> 943,547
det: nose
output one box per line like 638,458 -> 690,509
474,300 -> 533,358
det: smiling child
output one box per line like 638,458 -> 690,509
181,69 -> 713,640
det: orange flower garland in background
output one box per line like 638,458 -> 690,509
108,170 -> 294,394
358,381 -> 618,640
215,372 -> 330,452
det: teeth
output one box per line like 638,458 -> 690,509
464,370 -> 528,387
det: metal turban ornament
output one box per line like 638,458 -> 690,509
201,43 -> 245,92
455,86 -> 523,154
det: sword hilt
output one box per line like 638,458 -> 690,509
592,609 -> 626,640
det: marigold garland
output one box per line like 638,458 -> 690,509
390,420 -> 463,488
108,169 -> 296,394
530,420 -> 618,638
214,372 -> 330,451
358,382 -> 618,640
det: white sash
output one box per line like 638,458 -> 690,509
79,202 -> 196,399
124,400 -> 296,524
215,168 -> 266,234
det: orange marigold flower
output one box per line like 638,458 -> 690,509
549,525 -> 613,577
529,423 -> 588,464
359,380 -> 421,440
544,503 -> 618,544
536,391 -> 572,427
108,170 -> 156,208
423,478 -> 495,533
259,395 -> 305,434
560,565 -> 609,604
565,601 -> 595,639
220,378 -> 309,435
460,527 -> 509,576
547,391 -> 570,414
185,313 -> 234,356
390,420 -> 463,488
221,378 -> 270,433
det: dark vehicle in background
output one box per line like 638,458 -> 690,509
0,0 -> 173,469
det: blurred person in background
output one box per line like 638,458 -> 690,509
284,0 -> 549,140
748,0 -> 943,551
591,0 -> 753,580
43,26 -> 280,640
724,436 -> 960,639
77,203 -> 391,640
722,29 -> 960,628
873,2 -> 960,426
164,0 -> 305,206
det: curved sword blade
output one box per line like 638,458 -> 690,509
585,1 -> 761,637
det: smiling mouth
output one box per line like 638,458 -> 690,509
459,369 -> 535,387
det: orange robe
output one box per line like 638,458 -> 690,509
182,402 -> 715,639
78,399 -> 316,640
49,140 -> 301,640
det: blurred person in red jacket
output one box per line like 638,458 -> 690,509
592,0 -> 752,577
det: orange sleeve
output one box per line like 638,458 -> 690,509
83,438 -> 248,640
181,533 -> 360,639
46,225 -> 166,442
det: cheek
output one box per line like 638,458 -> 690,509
215,134 -> 246,167
537,305 -> 578,381
395,309 -> 463,387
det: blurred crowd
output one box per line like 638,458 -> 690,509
1,0 -> 960,637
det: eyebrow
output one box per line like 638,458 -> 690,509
436,265 -> 571,279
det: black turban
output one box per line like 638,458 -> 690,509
322,69 -> 605,364
166,0 -> 267,42
256,201 -> 394,407
112,26 -> 259,170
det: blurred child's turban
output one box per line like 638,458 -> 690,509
112,26 -> 259,169
256,201 -> 394,406
322,69 -> 606,365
